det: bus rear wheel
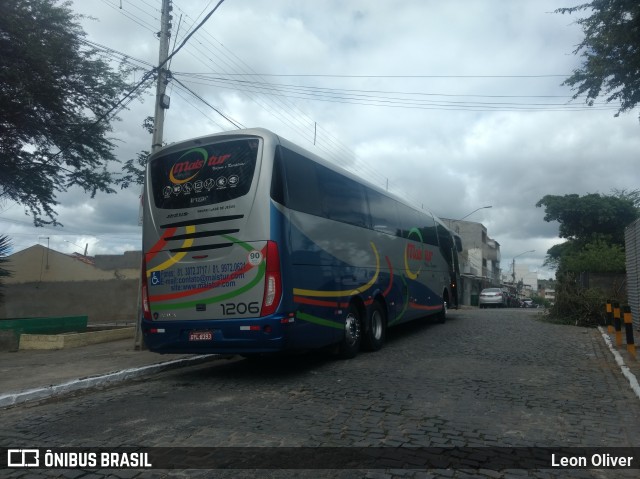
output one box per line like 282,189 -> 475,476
363,301 -> 386,351
337,303 -> 362,359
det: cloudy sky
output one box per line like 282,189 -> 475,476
2,0 -> 639,279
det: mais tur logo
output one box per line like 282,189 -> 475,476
169,148 -> 230,184
404,227 -> 434,280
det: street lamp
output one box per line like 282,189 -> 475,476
458,205 -> 492,221
512,250 -> 535,285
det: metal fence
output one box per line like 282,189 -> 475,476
625,218 -> 640,330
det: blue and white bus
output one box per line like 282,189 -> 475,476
141,128 -> 460,358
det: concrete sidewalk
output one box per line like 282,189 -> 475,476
0,338 -> 222,408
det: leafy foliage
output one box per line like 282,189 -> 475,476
563,239 -> 626,273
546,273 -> 610,327
114,117 -> 153,190
611,188 -> 640,208
543,241 -> 576,269
536,193 -> 638,246
538,190 -> 636,325
117,151 -> 147,190
557,0 -> 640,120
0,0 -> 131,225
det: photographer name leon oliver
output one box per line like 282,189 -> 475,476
551,453 -> 634,468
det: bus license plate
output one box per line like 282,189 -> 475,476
189,331 -> 213,341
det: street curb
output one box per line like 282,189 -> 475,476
598,326 -> 640,401
0,354 -> 219,409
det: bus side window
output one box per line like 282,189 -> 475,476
317,166 -> 371,229
437,224 -> 454,264
270,147 -> 286,205
280,148 -> 322,217
367,189 -> 399,236
396,204 -> 424,242
420,214 -> 439,247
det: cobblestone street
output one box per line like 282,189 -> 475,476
1,308 -> 639,478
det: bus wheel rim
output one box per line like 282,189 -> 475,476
345,313 -> 360,346
371,310 -> 383,340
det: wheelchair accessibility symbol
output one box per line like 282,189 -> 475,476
151,271 -> 162,285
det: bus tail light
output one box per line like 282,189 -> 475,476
261,241 -> 282,316
141,260 -> 152,321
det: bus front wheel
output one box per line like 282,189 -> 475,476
337,303 -> 362,359
437,294 -> 448,324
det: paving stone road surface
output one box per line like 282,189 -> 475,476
1,308 -> 639,478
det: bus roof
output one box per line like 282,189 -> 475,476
151,127 -> 443,224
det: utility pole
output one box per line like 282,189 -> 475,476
151,0 -> 172,152
135,0 -> 172,351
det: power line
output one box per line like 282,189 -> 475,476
164,0 -> 226,69
190,73 -> 571,79
172,77 -> 245,129
99,0 -> 157,33
80,39 -> 155,69
172,74 -> 617,112
169,6 -> 325,146
173,74 -> 584,99
171,86 -> 228,130
170,5 -> 352,140
33,0 -> 225,170
161,8 -> 434,206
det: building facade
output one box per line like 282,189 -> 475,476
441,219 -> 501,306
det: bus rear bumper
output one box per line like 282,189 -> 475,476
141,316 -> 293,355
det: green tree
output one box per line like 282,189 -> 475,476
536,192 -> 638,246
563,239 -> 626,273
115,117 -> 154,190
542,241 -> 576,270
557,1 -> 640,120
0,0 -> 131,226
537,191 -> 636,325
537,191 -> 638,273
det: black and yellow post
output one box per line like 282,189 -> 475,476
606,301 -> 613,333
623,305 -> 636,360
613,302 -> 622,347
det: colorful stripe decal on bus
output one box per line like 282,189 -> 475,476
293,255 -> 393,307
149,258 -> 258,302
382,256 -> 394,297
151,260 -> 266,311
293,296 -> 340,308
146,227 -> 177,261
292,242 -> 380,298
148,234 -> 265,310
146,225 -> 196,277
404,227 -> 424,280
296,312 -> 345,330
408,303 -> 443,311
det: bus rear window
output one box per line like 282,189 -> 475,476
150,138 -> 259,209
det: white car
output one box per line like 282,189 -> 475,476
520,299 -> 535,308
478,288 -> 506,308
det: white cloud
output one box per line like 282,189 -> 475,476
3,0 -> 638,280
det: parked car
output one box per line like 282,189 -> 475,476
520,299 -> 534,308
478,288 -> 506,308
